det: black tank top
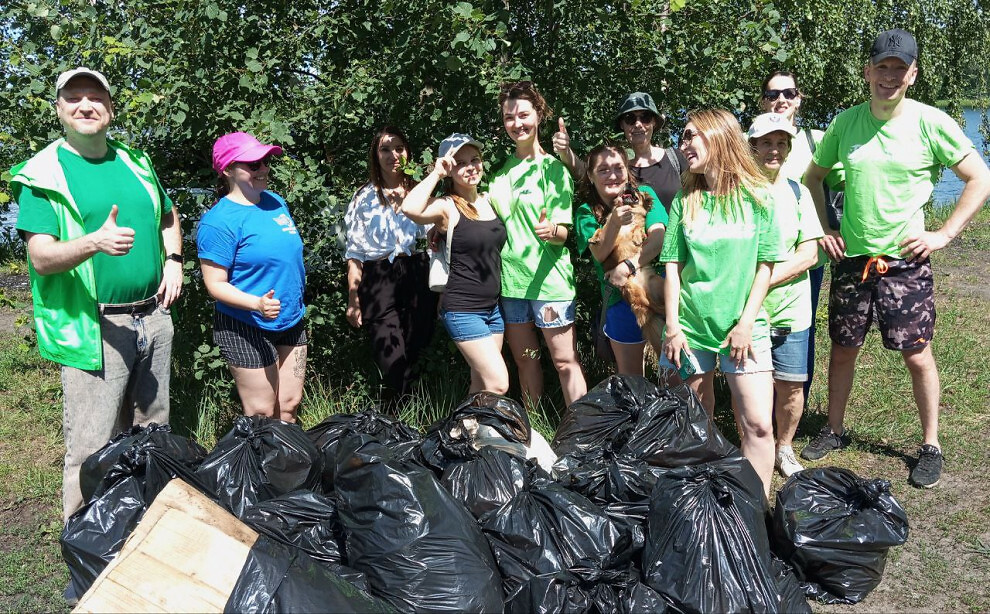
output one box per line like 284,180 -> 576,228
442,214 -> 507,312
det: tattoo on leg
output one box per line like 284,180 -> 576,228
293,345 -> 307,380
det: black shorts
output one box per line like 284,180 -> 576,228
828,256 -> 935,351
213,311 -> 307,368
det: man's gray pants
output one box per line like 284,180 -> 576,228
60,306 -> 173,521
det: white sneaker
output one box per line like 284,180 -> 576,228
776,446 -> 804,478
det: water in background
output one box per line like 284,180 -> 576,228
933,107 -> 989,205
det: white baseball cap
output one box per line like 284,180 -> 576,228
55,67 -> 111,98
437,133 -> 484,159
747,113 -> 798,140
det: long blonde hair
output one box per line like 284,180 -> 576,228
681,109 -> 769,225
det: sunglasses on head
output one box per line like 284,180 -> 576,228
763,88 -> 800,101
621,111 -> 655,126
240,156 -> 273,171
680,129 -> 700,143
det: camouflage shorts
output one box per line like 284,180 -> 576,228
828,256 -> 935,351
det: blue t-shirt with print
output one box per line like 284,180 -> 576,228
197,191 -> 305,331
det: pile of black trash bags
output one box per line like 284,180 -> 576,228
61,375 -> 910,613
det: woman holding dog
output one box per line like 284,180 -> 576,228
574,144 -> 667,376
401,134 -> 509,395
344,126 -> 437,412
489,80 -> 587,410
659,109 -> 786,497
747,113 -> 825,477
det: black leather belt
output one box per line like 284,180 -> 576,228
99,296 -> 159,315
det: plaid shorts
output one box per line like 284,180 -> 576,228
213,311 -> 307,368
828,256 -> 935,351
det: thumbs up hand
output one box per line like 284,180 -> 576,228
534,208 -> 557,241
552,117 -> 571,156
95,205 -> 136,256
257,289 -> 281,319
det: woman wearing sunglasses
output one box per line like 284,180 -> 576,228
759,71 -> 844,405
197,131 -> 307,422
659,109 -> 786,497
344,126 -> 436,412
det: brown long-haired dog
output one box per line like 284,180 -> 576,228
584,144 -> 665,353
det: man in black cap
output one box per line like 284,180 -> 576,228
802,29 -> 990,487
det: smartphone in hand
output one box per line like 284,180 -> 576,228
678,347 -> 698,380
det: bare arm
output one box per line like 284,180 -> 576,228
400,161 -> 452,226
769,240 -> 819,287
662,261 -> 688,367
588,204 -> 633,262
25,205 -> 134,276
200,259 -> 280,319
803,163 -> 845,262
345,258 -> 363,328
899,151 -> 990,261
157,206 -> 183,307
552,118 -> 586,179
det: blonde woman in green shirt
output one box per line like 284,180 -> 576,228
659,108 -> 786,496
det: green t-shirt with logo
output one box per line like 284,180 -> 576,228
489,154 -> 575,300
574,185 -> 667,307
659,188 -> 786,353
812,100 -> 974,258
763,180 -> 824,331
16,146 -> 173,304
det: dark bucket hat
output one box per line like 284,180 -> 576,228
614,92 -> 661,131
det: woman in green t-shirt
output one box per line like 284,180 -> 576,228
489,81 -> 587,410
574,144 -> 667,376
659,108 -> 785,497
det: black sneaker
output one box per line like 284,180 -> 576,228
910,444 -> 943,488
800,426 -> 848,461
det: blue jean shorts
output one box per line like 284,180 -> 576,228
604,299 -> 643,344
770,326 -> 810,382
658,342 -> 773,375
441,305 -> 505,342
501,297 -> 575,328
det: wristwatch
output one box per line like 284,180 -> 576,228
166,253 -> 184,264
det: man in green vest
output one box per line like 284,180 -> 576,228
802,30 -> 990,488
10,68 -> 183,525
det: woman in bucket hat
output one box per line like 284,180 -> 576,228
401,134 -> 509,395
343,126 -> 437,412
747,112 -> 825,477
197,131 -> 307,422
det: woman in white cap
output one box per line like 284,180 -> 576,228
343,126 -> 436,412
747,113 -> 825,476
659,108 -> 786,497
401,134 -> 508,394
197,131 -> 307,422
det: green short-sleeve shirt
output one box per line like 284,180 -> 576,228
489,154 -> 576,300
812,100 -> 974,258
763,180 -> 825,331
16,146 -> 173,304
659,188 -> 786,353
574,185 -> 667,307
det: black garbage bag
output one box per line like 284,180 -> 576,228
771,467 -> 910,605
553,449 -> 659,526
481,478 -> 634,596
79,423 -> 207,504
224,536 -> 395,613
769,553 -> 812,614
643,456 -> 783,614
620,383 -> 740,467
62,433 -> 211,599
418,391 -> 533,474
552,375 -> 663,456
195,416 -> 322,517
504,567 -> 671,614
307,409 -> 420,492
334,434 -> 503,613
238,490 -> 368,588
441,446 -> 530,519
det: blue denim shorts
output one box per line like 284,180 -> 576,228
501,297 -> 575,328
604,299 -> 643,344
441,305 -> 505,342
770,326 -> 810,382
658,342 -> 773,375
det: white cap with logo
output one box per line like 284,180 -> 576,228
747,113 -> 798,140
55,67 -> 111,98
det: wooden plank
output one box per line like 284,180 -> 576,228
74,478 -> 259,613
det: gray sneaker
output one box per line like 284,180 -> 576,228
800,426 -> 849,461
909,445 -> 943,488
